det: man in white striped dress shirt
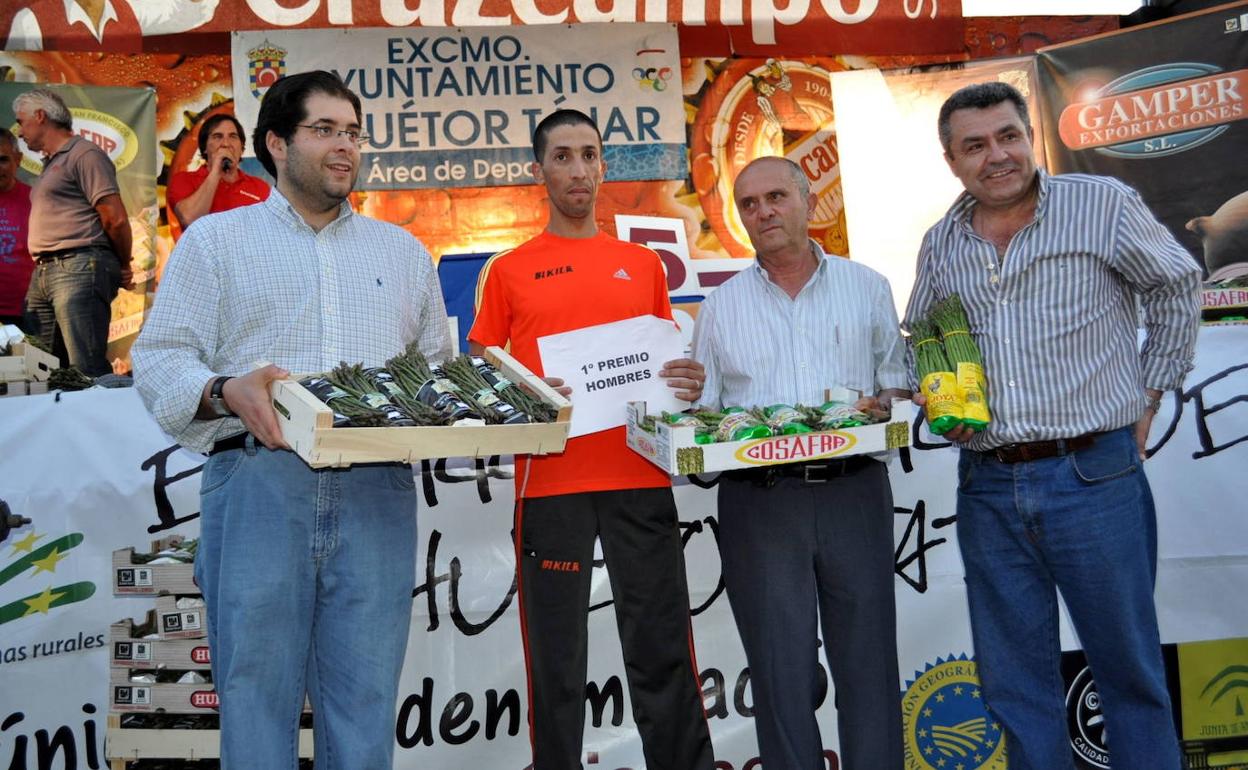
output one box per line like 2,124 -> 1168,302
692,156 -> 910,769
904,81 -> 1200,770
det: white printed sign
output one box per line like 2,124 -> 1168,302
232,24 -> 686,190
537,314 -> 686,438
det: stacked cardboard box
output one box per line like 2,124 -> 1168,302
105,536 -> 312,767
0,342 -> 56,398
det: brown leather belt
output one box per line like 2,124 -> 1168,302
985,434 -> 1096,464
33,248 -> 78,263
34,246 -> 111,263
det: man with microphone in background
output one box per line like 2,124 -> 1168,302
167,112 -> 269,230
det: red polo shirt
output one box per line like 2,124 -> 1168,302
167,167 -> 270,226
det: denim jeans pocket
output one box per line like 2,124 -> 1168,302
200,450 -> 246,495
1070,435 -> 1138,484
97,257 -> 121,301
957,451 -> 975,491
61,254 -> 97,274
385,463 -> 416,491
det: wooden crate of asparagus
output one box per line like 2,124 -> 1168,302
107,718 -> 313,767
0,341 -> 58,383
112,537 -> 198,597
626,394 -> 913,476
106,715 -> 314,767
271,345 -> 572,469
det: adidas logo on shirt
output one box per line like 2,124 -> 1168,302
613,268 -> 631,281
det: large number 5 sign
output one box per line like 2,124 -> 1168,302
615,215 -> 750,299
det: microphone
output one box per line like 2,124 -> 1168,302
221,157 -> 233,172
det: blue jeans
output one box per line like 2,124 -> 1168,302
24,247 -> 120,377
196,441 -> 418,770
956,427 -> 1182,770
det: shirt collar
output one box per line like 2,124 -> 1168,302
263,187 -> 354,232
751,238 -> 830,293
949,168 -> 1051,228
64,0 -> 118,43
43,135 -> 82,166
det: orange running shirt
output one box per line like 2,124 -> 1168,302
469,230 -> 674,498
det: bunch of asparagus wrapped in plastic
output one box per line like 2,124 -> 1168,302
299,342 -> 558,428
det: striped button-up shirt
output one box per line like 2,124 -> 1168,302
693,242 -> 909,412
133,189 -> 452,452
903,170 -> 1200,451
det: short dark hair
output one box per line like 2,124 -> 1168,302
252,70 -> 362,178
532,109 -> 602,164
197,113 -> 246,159
938,82 -> 1030,153
0,128 -> 18,153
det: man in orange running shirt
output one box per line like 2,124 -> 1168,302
469,109 -> 715,770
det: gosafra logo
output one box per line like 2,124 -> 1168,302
1058,63 -> 1246,158
733,431 -> 854,465
903,654 -> 1007,770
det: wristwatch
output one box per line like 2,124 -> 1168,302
209,376 -> 235,418
1143,393 -> 1163,413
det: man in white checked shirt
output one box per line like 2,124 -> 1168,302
132,71 -> 451,769
692,156 -> 910,770
905,82 -> 1200,770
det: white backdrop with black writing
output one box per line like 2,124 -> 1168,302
231,24 -> 686,191
1,327 -> 1245,768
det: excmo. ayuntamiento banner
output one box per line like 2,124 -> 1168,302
231,24 -> 686,190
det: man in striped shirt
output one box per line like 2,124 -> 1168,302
905,81 -> 1200,770
693,156 -> 910,769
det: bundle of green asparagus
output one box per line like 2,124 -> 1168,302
929,295 -> 990,431
294,345 -> 558,428
910,320 -> 963,435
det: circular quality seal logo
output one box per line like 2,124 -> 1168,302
690,59 -> 843,259
1065,666 -> 1110,768
903,655 -> 1007,770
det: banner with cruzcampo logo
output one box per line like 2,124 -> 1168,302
230,24 -> 687,190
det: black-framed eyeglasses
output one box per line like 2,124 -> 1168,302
294,124 -> 369,146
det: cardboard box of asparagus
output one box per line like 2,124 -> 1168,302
626,388 -> 913,476
0,335 -> 59,383
270,344 -> 572,469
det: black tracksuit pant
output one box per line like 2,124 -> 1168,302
515,486 -> 715,770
